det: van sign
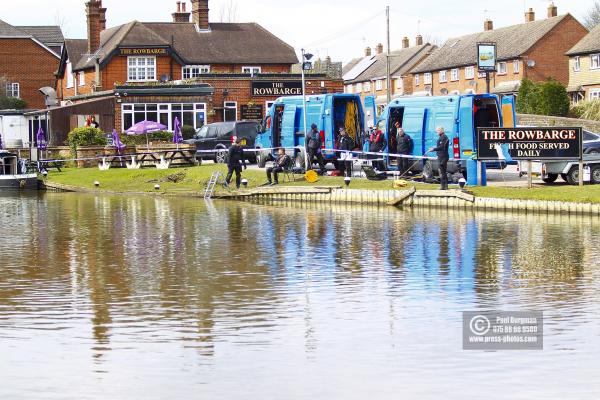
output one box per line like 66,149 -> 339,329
252,81 -> 303,96
477,127 -> 582,160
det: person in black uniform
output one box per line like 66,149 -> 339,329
337,127 -> 354,177
266,148 -> 291,185
306,123 -> 324,171
429,127 -> 450,190
225,138 -> 247,189
395,123 -> 413,175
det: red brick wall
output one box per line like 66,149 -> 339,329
102,55 -> 181,88
524,14 -> 588,85
0,38 -> 60,109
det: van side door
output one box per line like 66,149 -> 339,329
281,104 -> 297,149
402,108 -> 427,157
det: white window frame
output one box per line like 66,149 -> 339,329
363,81 -> 371,92
424,73 -> 432,85
356,82 -> 363,93
224,101 -> 237,122
265,101 -> 275,115
497,62 -> 507,75
465,66 -> 475,80
395,78 -> 402,90
79,71 -> 85,86
182,65 -> 210,79
5,82 -> 20,98
450,68 -> 459,81
242,66 -> 261,76
66,61 -> 74,88
590,89 -> 600,101
574,56 -> 581,72
591,54 -> 600,70
121,102 -> 207,132
375,79 -> 383,90
415,74 -> 420,86
513,60 -> 520,74
127,56 -> 157,82
438,70 -> 447,83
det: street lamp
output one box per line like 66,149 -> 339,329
301,48 -> 313,172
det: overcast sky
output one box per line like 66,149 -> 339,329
1,0 -> 593,63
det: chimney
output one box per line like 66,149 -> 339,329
484,19 -> 493,31
365,47 -> 372,57
191,0 -> 209,30
172,1 -> 191,22
415,35 -> 423,46
402,37 -> 409,49
86,0 -> 107,54
376,43 -> 384,54
548,2 -> 557,18
525,7 -> 535,22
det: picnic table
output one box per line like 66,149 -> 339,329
99,150 -> 197,169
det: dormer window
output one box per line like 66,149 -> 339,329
127,56 -> 157,82
242,66 -> 261,76
183,65 -> 210,79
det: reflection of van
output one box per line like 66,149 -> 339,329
185,121 -> 259,163
255,94 -> 366,168
378,94 -> 516,183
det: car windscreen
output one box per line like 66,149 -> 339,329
236,123 -> 259,137
583,131 -> 599,141
196,126 -> 209,138
215,122 -> 236,137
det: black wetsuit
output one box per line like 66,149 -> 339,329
226,145 -> 246,188
433,133 -> 450,190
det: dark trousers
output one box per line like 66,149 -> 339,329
339,160 -> 353,177
399,153 -> 411,174
308,148 -> 324,171
226,165 -> 242,188
438,157 -> 449,190
267,166 -> 284,183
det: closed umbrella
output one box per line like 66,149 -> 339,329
112,129 -> 126,153
125,120 -> 167,151
173,117 -> 183,150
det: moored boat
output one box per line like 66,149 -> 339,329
0,151 -> 38,190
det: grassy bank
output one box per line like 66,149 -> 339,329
45,165 -> 600,203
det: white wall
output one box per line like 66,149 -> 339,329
0,115 -> 29,148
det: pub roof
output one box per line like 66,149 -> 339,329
73,21 -> 298,71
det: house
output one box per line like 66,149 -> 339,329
0,19 -> 63,109
343,37 -> 435,108
410,3 -> 588,97
566,23 -> 600,102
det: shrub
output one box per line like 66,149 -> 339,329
67,127 -> 107,155
516,78 -> 570,117
569,100 -> 600,121
181,124 -> 196,140
517,78 -> 540,114
121,130 -> 174,145
0,96 -> 27,110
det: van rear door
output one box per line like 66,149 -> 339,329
501,95 -> 517,128
280,104 -> 297,150
364,95 -> 378,129
458,96 -> 475,159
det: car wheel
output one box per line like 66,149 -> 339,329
542,173 -> 558,184
215,148 -> 228,164
588,149 -> 600,155
591,166 -> 600,184
567,167 -> 580,185
422,160 -> 435,182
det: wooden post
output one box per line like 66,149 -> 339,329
527,160 -> 533,189
579,159 -> 584,187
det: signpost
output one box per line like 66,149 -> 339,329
240,104 -> 264,121
477,42 -> 496,94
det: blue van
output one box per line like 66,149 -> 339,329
255,94 -> 367,168
376,94 -> 516,182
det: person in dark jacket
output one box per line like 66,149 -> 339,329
266,148 -> 291,185
428,127 -> 450,190
306,123 -> 324,171
225,138 -> 247,189
395,122 -> 412,175
369,127 -> 386,170
337,127 -> 354,177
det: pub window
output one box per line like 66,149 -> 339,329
224,101 -> 237,122
450,68 -> 459,81
5,82 -> 20,98
182,65 -> 210,79
242,66 -> 261,76
591,54 -> 600,70
66,61 -> 74,88
127,56 -> 156,81
121,103 -> 206,131
574,56 -> 581,72
79,71 -> 85,86
465,66 -> 475,80
424,73 -> 432,85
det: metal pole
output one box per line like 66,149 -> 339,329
485,72 -> 491,94
301,48 -> 309,171
386,6 -> 391,105
579,159 -> 584,187
527,160 -> 533,189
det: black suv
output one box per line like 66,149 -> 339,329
185,121 -> 260,163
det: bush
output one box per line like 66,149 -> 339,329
516,78 -> 570,117
121,130 -> 174,145
516,78 -> 539,114
0,96 -> 27,110
67,127 -> 107,154
181,125 -> 196,140
569,100 -> 600,121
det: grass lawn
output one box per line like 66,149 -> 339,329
45,165 -> 600,203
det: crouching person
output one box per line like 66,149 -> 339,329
266,148 -> 291,186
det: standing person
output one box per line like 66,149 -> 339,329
395,123 -> 413,175
90,116 -> 99,129
225,138 -> 247,189
428,126 -> 450,190
337,127 -> 354,177
266,148 -> 291,185
369,125 -> 386,170
306,123 -> 324,172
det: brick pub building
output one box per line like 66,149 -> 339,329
42,0 -> 342,145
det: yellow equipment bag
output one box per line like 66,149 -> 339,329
305,170 -> 319,183
393,179 -> 409,189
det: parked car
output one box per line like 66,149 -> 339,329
583,130 -> 600,154
185,121 -> 260,163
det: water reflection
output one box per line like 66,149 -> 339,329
1,193 -> 600,398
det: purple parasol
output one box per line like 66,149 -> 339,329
112,129 -> 126,153
173,117 -> 183,148
36,127 -> 47,150
126,120 -> 167,151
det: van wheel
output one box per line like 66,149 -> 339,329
422,161 -> 435,182
566,167 -> 580,185
542,174 -> 558,183
295,152 -> 306,170
591,166 -> 600,184
215,148 -> 228,164
257,150 -> 269,168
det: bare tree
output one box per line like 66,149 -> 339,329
54,11 -> 70,37
219,0 -> 239,23
583,1 -> 600,30
422,34 -> 444,47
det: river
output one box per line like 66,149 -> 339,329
1,192 -> 599,399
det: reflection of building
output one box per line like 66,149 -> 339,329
411,4 -> 587,97
29,0 -> 342,146
566,24 -> 600,103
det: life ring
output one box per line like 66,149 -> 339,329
19,180 -> 26,189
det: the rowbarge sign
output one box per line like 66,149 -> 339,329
477,127 -> 583,160
252,81 -> 303,96
119,48 -> 169,56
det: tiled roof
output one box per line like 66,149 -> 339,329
75,21 -> 298,71
567,23 -> 600,56
0,19 -> 27,36
17,26 -> 64,46
412,14 -> 572,73
64,39 -> 88,67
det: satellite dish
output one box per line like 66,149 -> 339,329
440,88 -> 449,95
527,60 -> 536,68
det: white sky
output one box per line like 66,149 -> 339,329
1,0 -> 593,63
